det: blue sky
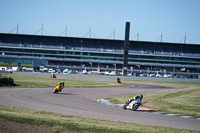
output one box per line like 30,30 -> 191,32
0,0 -> 200,44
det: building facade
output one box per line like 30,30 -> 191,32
0,33 -> 200,73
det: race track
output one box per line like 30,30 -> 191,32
0,82 -> 200,131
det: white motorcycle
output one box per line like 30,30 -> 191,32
123,94 -> 143,111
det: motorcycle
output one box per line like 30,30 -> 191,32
53,83 -> 63,93
117,78 -> 121,84
51,73 -> 56,78
123,95 -> 143,111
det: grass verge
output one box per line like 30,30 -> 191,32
0,105 -> 198,133
0,74 -> 129,88
107,81 -> 200,118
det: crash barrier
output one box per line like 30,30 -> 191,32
0,78 -> 14,86
0,71 -> 12,74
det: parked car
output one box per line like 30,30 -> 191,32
48,68 -> 55,73
63,69 -> 69,74
104,71 -> 110,75
163,74 -> 169,78
82,69 -> 87,74
110,71 -> 116,76
128,73 -> 132,76
163,74 -> 173,78
140,74 -> 147,77
156,73 -> 162,77
167,74 -> 174,78
88,71 -> 101,75
149,74 -> 156,77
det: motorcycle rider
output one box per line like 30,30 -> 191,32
51,73 -> 56,78
59,81 -> 65,91
117,77 -> 121,83
127,94 -> 143,104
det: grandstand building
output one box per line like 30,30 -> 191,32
0,33 -> 200,73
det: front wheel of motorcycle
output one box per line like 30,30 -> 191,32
123,105 -> 127,110
53,89 -> 58,94
132,104 -> 139,111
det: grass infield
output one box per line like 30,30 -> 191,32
108,81 -> 200,118
1,74 -> 129,88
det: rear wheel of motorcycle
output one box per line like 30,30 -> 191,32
132,104 -> 139,111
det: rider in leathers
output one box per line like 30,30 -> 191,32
127,94 -> 143,104
59,81 -> 65,91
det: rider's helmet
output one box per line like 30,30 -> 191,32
62,81 -> 65,83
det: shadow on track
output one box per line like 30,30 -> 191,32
53,93 -> 75,95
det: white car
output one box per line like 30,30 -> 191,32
156,74 -> 162,77
82,69 -> 87,74
163,74 -> 169,78
140,74 -> 147,77
63,69 -> 69,74
109,71 -> 116,76
128,73 -> 132,76
167,74 -> 174,78
6,69 -> 13,72
104,71 -> 110,75
48,68 -> 55,73
163,74 -> 173,78
149,74 -> 156,77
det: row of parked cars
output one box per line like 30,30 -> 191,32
136,72 -> 199,79
1,66 -> 199,79
60,68 -> 200,79
62,69 -> 117,75
35,67 -> 200,79
138,73 -> 174,78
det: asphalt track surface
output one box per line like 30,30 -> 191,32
0,81 -> 200,131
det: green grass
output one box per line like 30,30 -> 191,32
107,81 -> 200,118
0,105 -> 198,133
1,74 -> 129,88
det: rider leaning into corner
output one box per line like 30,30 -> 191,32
117,77 -> 121,83
127,94 -> 143,104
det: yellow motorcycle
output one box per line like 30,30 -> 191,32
53,83 -> 63,93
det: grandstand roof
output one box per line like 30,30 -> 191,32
0,33 -> 200,46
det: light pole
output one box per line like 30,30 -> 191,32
113,64 -> 116,75
89,62 -> 93,68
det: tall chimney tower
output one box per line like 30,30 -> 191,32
123,22 -> 130,76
